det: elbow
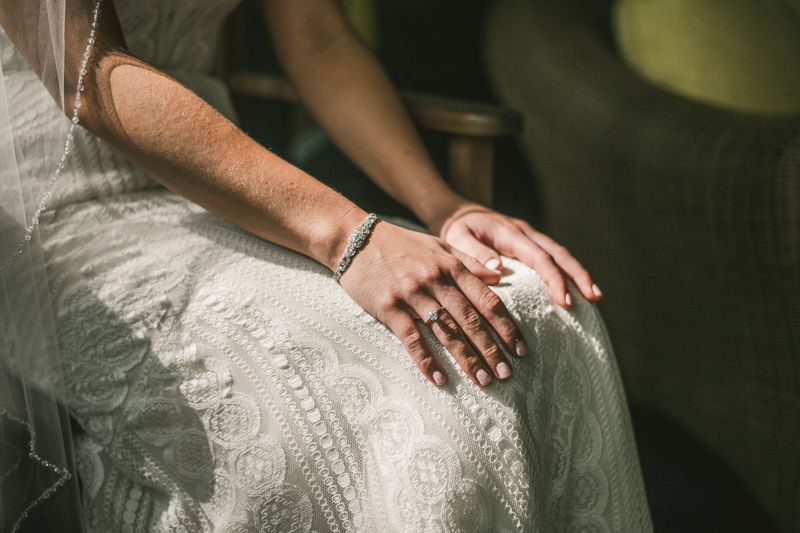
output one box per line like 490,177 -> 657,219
66,49 -> 113,135
68,48 -> 145,144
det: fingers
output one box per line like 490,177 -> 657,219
451,248 -> 502,286
404,284 -> 521,387
511,220 -> 600,302
442,212 -> 599,306
387,314 -> 449,386
385,295 -> 514,388
433,292 -> 517,384
448,225 -> 504,274
507,236 -> 571,307
421,304 -> 496,387
346,223 -> 528,388
448,268 -> 528,359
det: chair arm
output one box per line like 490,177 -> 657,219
227,71 -> 299,103
398,90 -> 522,137
226,71 -> 522,137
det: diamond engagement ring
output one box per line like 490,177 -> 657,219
425,307 -> 445,324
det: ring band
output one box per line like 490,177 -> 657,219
425,307 -> 445,324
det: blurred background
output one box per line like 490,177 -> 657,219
228,0 -> 799,531
230,0 -> 542,228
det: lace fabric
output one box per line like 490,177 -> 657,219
1,0 -> 653,530
40,193 -> 651,532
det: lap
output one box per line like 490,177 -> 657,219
41,191 -> 650,533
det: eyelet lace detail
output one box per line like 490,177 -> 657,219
39,192 -> 651,532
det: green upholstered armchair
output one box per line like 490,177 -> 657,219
484,0 -> 800,530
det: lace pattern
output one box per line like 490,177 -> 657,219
4,0 -> 653,528
40,193 -> 651,532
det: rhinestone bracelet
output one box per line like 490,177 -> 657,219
333,213 -> 379,282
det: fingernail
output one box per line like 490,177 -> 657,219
433,371 -> 447,386
496,362 -> 511,379
565,293 -> 572,307
476,369 -> 492,386
485,258 -> 502,272
515,339 -> 527,357
592,284 -> 602,297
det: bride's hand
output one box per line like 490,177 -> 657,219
338,221 -> 527,388
429,203 -> 602,307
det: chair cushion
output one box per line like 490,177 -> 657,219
613,0 -> 800,114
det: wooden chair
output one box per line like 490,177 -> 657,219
222,4 -> 522,207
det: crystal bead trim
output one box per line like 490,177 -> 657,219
1,0 -> 104,272
3,2 -> 105,532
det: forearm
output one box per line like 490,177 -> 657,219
82,49 -> 364,270
262,0 -> 467,228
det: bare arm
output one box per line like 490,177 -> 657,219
87,43 -> 522,388
71,2 -> 366,271
261,0 -> 602,306
3,0 -> 528,387
260,0 -> 464,229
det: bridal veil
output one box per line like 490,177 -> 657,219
0,1 -> 101,530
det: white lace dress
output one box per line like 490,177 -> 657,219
2,0 -> 652,531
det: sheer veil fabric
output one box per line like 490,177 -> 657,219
0,1 -> 100,530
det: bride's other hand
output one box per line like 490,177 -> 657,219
260,1 -> 594,306
338,221 -> 527,388
429,203 -> 602,308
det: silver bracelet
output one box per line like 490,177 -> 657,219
333,213 -> 379,283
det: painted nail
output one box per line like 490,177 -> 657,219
496,362 -> 511,379
565,293 -> 572,307
515,339 -> 527,357
592,284 -> 603,297
476,369 -> 492,386
485,258 -> 502,272
433,371 -> 447,386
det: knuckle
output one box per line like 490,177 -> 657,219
459,307 -> 484,332
442,256 -> 463,273
436,317 -> 462,344
480,291 -> 505,316
552,244 -> 569,258
481,343 -> 503,362
400,277 -> 423,296
458,353 -> 483,372
542,262 -> 562,278
493,319 -> 518,343
380,294 -> 402,315
420,264 -> 446,285
403,330 -> 426,357
534,249 -> 553,263
415,355 -> 437,374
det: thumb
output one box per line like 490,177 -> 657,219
460,237 -> 503,274
452,248 -> 503,285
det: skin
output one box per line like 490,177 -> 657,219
3,0 -> 601,388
